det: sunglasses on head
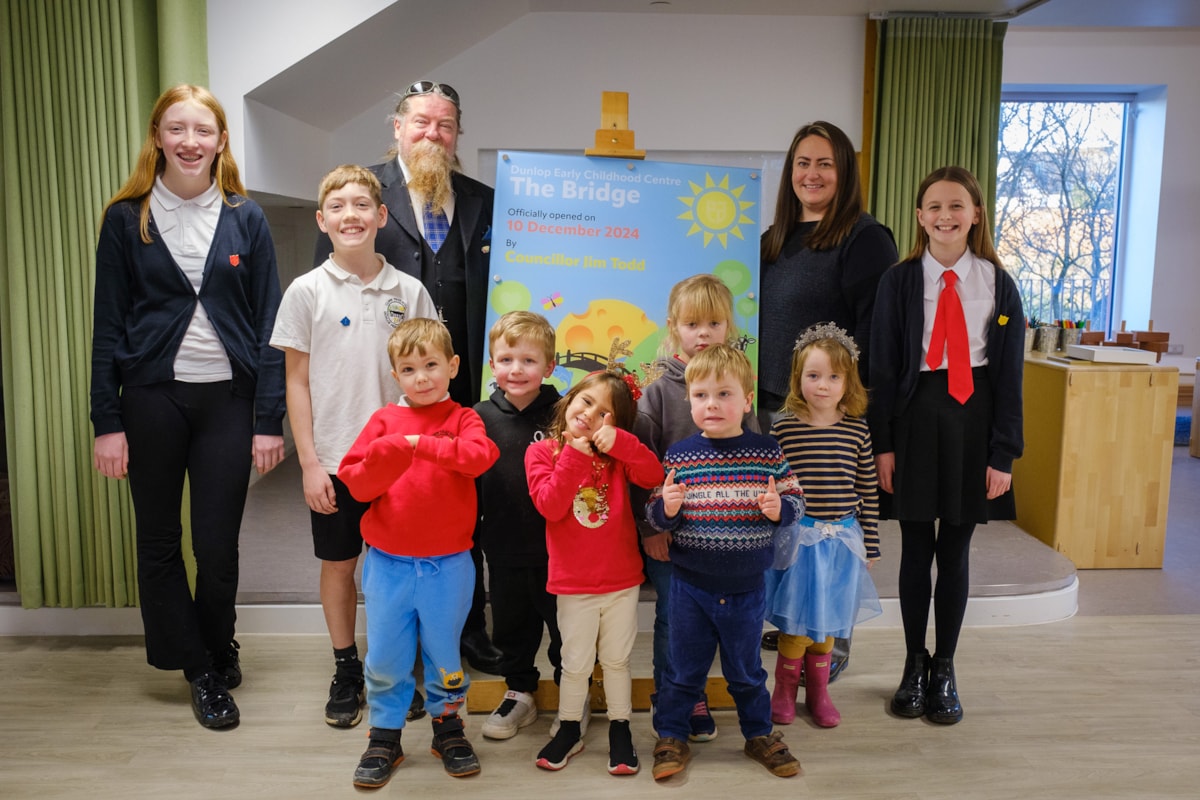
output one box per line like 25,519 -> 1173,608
403,81 -> 460,107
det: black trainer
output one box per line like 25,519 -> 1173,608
353,728 -> 404,788
430,715 -> 480,777
189,671 -> 239,729
325,674 -> 365,727
607,719 -> 639,775
212,640 -> 241,690
536,719 -> 583,771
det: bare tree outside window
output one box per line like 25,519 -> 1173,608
995,100 -> 1127,330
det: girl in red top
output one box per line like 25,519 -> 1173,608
526,371 -> 664,776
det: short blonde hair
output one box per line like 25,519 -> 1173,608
684,344 -> 754,395
488,311 -> 556,365
318,165 -> 382,210
387,318 -> 454,365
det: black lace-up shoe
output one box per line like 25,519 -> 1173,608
211,640 -> 241,690
189,671 -> 239,729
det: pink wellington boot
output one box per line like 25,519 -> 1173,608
804,652 -> 841,728
771,654 -> 803,724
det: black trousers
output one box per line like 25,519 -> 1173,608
488,563 -> 562,693
465,543 -> 488,634
122,381 -> 252,672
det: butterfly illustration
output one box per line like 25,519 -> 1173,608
541,292 -> 564,310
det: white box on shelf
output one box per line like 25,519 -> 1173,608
1065,344 -> 1158,365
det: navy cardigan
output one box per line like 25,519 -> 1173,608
90,195 -> 285,437
868,257 -> 1024,473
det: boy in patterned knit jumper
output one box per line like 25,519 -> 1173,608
338,318 -> 499,788
646,345 -> 804,781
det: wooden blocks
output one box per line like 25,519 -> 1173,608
1102,320 -> 1171,361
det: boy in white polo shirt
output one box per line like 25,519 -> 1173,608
271,164 -> 436,727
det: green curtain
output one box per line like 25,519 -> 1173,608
0,0 -> 207,608
869,18 -> 1007,256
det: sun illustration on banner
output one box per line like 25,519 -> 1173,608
677,172 -> 756,248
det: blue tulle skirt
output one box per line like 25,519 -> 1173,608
765,514 -> 882,640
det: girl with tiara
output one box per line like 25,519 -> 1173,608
765,322 -> 882,728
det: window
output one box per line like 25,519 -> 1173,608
995,96 -> 1131,331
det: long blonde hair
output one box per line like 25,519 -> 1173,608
902,166 -> 1003,268
101,84 -> 246,243
659,273 -> 738,359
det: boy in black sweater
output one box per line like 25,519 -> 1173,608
474,311 -> 564,740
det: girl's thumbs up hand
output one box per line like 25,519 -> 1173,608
592,412 -> 617,454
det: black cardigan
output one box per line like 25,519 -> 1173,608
868,258 -> 1024,473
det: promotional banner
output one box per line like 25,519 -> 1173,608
485,151 -> 763,398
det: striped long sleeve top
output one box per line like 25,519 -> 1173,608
770,414 -> 880,560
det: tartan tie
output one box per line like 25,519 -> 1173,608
423,202 -> 449,253
926,269 -> 973,404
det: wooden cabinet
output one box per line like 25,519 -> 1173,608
1013,354 -> 1177,568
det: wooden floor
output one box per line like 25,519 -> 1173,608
3,616 -> 1197,799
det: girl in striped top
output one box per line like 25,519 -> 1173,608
765,322 -> 881,729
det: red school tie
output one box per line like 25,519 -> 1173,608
926,269 -> 973,404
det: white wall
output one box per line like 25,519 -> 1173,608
1004,28 -> 1200,354
325,13 -> 867,183
209,7 -> 1200,355
207,0 -> 395,170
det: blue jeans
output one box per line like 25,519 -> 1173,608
643,553 -> 672,693
652,576 -> 771,740
362,547 -> 473,729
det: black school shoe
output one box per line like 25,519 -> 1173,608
430,715 -> 481,777
211,640 -> 241,690
189,671 -> 239,729
407,689 -> 428,721
353,728 -> 404,788
460,627 -> 504,675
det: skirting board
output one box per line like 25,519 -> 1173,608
0,577 -> 1076,637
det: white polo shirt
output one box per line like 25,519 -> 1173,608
271,256 -> 437,471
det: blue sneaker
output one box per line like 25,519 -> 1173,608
688,697 -> 717,742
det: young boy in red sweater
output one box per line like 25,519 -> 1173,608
338,318 -> 499,788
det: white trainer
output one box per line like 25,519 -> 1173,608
482,690 -> 538,740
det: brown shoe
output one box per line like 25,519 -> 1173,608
744,731 -> 802,777
651,736 -> 691,781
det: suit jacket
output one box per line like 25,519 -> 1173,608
314,159 -> 494,401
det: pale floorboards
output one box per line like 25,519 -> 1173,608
2,615 -> 1198,799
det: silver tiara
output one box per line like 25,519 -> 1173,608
794,322 -> 860,361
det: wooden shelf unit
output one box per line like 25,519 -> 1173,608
1013,354 -> 1177,568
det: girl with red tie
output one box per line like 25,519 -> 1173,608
869,166 -> 1025,725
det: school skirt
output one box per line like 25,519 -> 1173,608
886,367 -> 1016,525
